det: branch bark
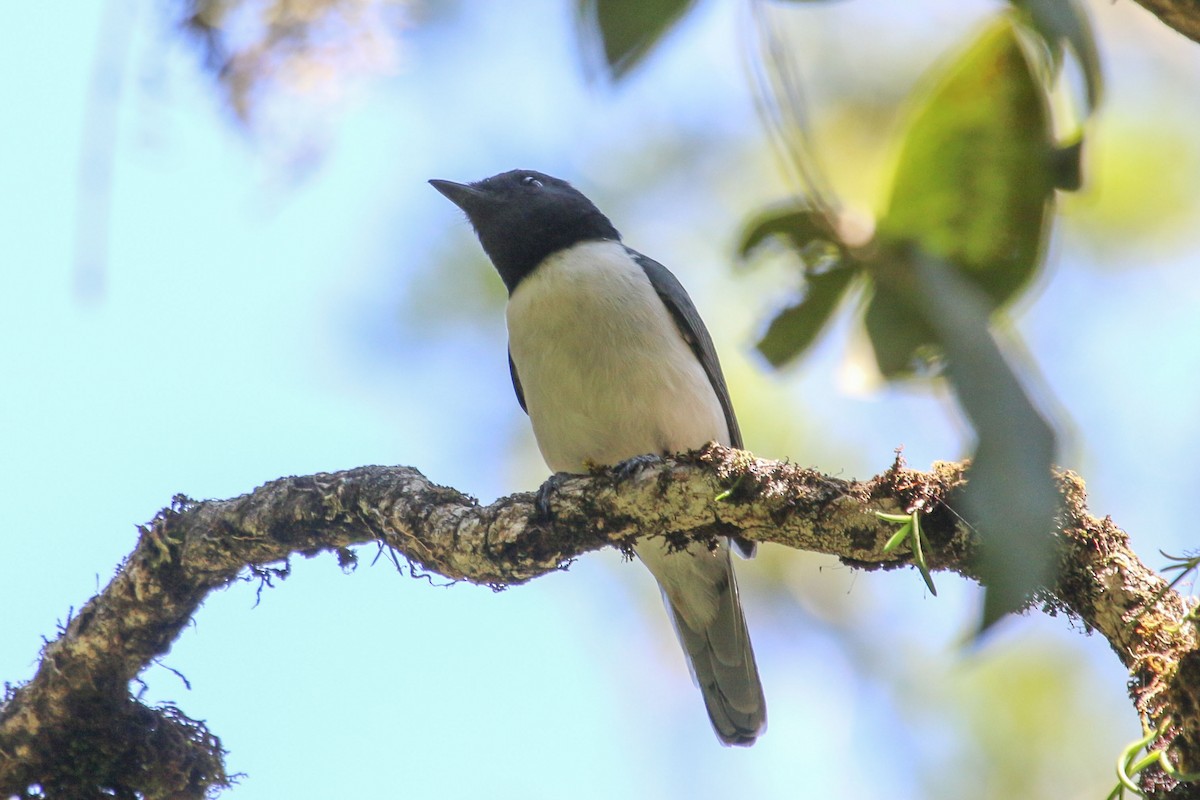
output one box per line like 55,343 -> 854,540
1,446 -> 1197,798
1130,0 -> 1200,45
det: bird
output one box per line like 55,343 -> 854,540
430,169 -> 766,746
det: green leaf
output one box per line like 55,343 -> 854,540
907,255 -> 1060,632
882,522 -> 912,554
738,202 -> 838,259
1009,0 -> 1103,113
863,281 -> 938,379
757,264 -> 857,367
878,15 -> 1057,310
909,511 -> 938,597
577,0 -> 696,80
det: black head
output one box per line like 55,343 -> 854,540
430,170 -> 621,292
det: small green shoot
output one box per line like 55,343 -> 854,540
1160,550 -> 1200,593
876,509 -> 937,596
1106,719 -> 1200,799
714,474 -> 746,503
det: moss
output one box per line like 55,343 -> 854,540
2,692 -> 230,799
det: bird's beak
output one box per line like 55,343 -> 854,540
429,179 -> 487,213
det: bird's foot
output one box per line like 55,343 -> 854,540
611,453 -> 661,482
535,473 -> 573,522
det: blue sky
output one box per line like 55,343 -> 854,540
2,1 -> 1199,798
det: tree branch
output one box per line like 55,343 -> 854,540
1130,0 -> 1200,45
0,446 -> 1196,798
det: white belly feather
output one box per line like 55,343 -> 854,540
506,240 -> 728,474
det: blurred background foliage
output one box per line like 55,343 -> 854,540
3,0 -> 1199,798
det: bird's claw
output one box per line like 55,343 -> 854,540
536,455 -> 660,521
535,473 -> 572,522
612,453 -> 660,482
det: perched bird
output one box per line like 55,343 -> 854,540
430,170 -> 766,745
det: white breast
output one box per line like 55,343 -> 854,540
506,240 -> 729,474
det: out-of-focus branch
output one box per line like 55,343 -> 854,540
1130,0 -> 1200,45
0,446 -> 1196,798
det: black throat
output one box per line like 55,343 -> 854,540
479,206 -> 620,293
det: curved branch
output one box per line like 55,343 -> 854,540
0,447 -> 1196,798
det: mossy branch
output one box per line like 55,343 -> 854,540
0,446 -> 1196,798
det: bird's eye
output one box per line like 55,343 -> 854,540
521,175 -> 544,188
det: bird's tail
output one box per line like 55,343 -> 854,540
637,538 -> 767,746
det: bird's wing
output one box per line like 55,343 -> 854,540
628,248 -> 742,450
630,248 -> 755,558
508,349 -> 528,414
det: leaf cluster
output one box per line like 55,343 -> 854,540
580,0 -> 1104,631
